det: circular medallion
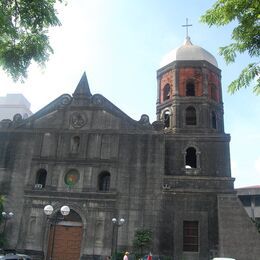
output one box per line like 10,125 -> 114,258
71,112 -> 86,128
64,169 -> 80,187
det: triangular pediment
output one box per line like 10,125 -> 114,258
4,73 -> 157,131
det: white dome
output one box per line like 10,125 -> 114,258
159,37 -> 218,68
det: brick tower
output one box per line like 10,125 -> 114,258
157,36 -> 223,134
156,36 -> 234,259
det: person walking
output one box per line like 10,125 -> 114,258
123,252 -> 129,260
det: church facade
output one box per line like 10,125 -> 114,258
0,37 -> 260,260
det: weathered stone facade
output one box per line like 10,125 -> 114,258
1,38 -> 260,260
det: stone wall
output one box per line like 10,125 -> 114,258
218,194 -> 260,260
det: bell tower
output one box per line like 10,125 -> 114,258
157,36 -> 224,134
156,33 -> 233,181
157,31 -> 235,258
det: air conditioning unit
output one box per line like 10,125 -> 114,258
34,184 -> 43,189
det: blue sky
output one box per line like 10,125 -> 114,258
0,0 -> 259,187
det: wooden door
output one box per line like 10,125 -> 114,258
47,224 -> 83,260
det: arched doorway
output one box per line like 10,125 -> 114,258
46,209 -> 83,260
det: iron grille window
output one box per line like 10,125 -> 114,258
183,221 -> 199,252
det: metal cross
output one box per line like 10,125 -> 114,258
182,18 -> 192,38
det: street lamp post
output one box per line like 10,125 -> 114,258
111,217 -> 125,260
43,205 -> 70,260
1,211 -> 14,243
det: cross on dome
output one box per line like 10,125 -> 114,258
182,18 -> 192,38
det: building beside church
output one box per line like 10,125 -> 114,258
0,36 -> 260,260
237,186 -> 260,222
0,94 -> 32,121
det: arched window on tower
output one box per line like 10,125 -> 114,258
163,84 -> 171,101
211,111 -> 217,129
98,171 -> 110,192
163,110 -> 170,129
185,106 -> 196,125
211,84 -> 218,102
185,147 -> 197,168
35,168 -> 47,188
186,81 -> 195,96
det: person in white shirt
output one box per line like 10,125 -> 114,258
123,252 -> 129,260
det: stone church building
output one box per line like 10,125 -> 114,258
0,37 -> 260,260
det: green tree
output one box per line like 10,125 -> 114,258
0,0 -> 65,82
200,0 -> 260,95
133,229 -> 152,256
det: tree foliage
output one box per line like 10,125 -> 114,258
200,0 -> 260,95
0,0 -> 65,81
133,229 -> 152,255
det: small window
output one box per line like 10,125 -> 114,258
183,221 -> 199,252
163,110 -> 170,129
35,169 -> 47,188
186,81 -> 195,96
186,106 -> 196,125
71,136 -> 80,153
163,84 -> 171,101
98,171 -> 110,191
211,111 -> 217,129
185,147 -> 197,168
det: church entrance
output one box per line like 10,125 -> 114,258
46,210 -> 83,260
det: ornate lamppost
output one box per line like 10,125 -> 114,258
1,211 -> 14,242
43,205 -> 70,260
111,217 -> 125,259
